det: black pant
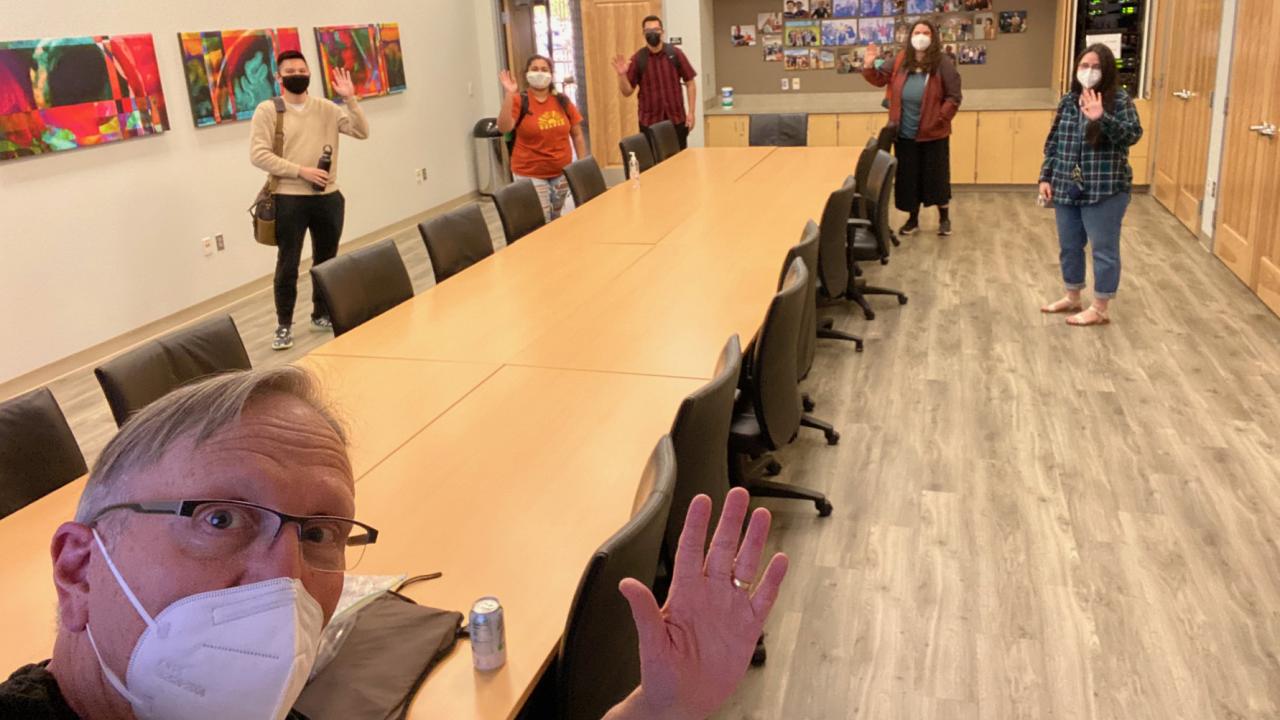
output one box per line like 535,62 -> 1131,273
274,192 -> 344,326
640,121 -> 690,150
893,136 -> 951,214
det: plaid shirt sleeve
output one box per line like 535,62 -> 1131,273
1040,90 -> 1143,206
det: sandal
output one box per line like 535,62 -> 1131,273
1066,306 -> 1110,326
1041,297 -> 1084,314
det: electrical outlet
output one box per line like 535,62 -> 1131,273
468,82 -> 474,97
214,234 -> 225,251
781,78 -> 791,91
421,168 -> 428,181
201,237 -> 214,256
791,77 -> 801,91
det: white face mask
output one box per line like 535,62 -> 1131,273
526,71 -> 553,90
1077,68 -> 1102,89
85,530 -> 324,720
911,33 -> 932,51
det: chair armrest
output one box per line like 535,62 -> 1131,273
847,218 -> 872,227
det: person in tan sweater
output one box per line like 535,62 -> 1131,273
250,50 -> 369,351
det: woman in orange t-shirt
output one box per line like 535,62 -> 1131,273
496,56 -> 587,220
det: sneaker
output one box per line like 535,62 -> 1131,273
311,315 -> 333,332
272,326 -> 293,351
898,220 -> 919,236
938,218 -> 952,236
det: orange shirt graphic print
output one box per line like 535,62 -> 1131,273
536,110 -> 568,132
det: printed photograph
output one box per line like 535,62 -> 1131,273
907,0 -> 936,13
177,28 -> 301,127
895,16 -> 926,44
810,0 -> 834,18
784,47 -> 814,69
815,48 -> 837,69
785,20 -> 822,47
860,0 -> 891,17
833,0 -> 860,17
835,46 -> 867,73
939,15 -> 974,42
974,12 -> 998,40
763,35 -> 785,61
999,10 -> 1028,33
934,0 -> 964,11
821,19 -> 860,46
730,25 -> 758,47
943,42 -> 959,62
858,17 -> 896,45
964,0 -> 995,9
0,34 -> 169,160
784,0 -> 811,18
759,12 -> 785,34
958,43 -> 988,64
891,0 -> 908,13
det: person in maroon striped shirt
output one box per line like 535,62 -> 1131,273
611,15 -> 699,150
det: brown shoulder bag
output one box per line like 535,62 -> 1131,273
250,97 -> 287,247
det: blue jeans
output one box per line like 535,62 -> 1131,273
1054,192 -> 1130,299
513,173 -> 575,221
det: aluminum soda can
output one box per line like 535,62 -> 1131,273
470,596 -> 507,671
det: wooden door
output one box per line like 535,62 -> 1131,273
579,0 -> 663,167
1215,0 -> 1280,290
975,111 -> 1016,183
502,0 -> 538,76
1172,0 -> 1224,232
950,112 -> 978,184
1150,0 -> 1189,211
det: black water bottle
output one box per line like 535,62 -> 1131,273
312,144 -> 333,192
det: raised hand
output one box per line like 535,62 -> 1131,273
611,488 -> 789,720
499,69 -> 519,95
331,67 -> 356,99
864,43 -> 880,67
1080,88 -> 1104,121
611,54 -> 631,77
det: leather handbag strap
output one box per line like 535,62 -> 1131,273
268,96 -> 286,193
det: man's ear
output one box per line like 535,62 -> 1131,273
51,522 -> 96,632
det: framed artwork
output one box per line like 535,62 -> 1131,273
783,47 -> 814,70
999,11 -> 1027,33
313,22 -> 406,100
821,20 -> 860,47
0,34 -> 169,160
832,0 -> 859,18
759,13 -> 785,34
858,17 -> 896,45
763,35 -> 785,61
784,20 -> 821,47
177,28 -> 300,127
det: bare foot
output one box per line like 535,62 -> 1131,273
1041,297 -> 1084,314
1066,306 -> 1110,326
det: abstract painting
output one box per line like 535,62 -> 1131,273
313,23 -> 406,100
0,34 -> 168,160
177,28 -> 300,127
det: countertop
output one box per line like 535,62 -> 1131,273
705,87 -> 1061,115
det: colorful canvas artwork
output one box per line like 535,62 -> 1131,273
177,28 -> 300,127
313,23 -> 406,100
822,19 -> 860,46
0,34 -> 168,160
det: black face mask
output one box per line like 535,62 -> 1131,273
645,31 -> 662,47
281,74 -> 310,95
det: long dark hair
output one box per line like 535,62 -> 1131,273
524,54 -> 557,94
902,19 -> 943,74
1070,43 -> 1119,147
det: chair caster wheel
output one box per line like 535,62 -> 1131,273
802,397 -> 816,413
855,340 -> 865,352
880,257 -> 889,266
898,295 -> 909,305
825,429 -> 840,445
751,637 -> 767,667
765,460 -> 783,476
863,310 -> 876,321
816,499 -> 834,517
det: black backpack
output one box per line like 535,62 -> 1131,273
505,91 -> 572,155
634,44 -> 681,84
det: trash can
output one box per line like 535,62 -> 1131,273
473,118 -> 512,197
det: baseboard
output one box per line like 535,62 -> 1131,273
0,191 -> 480,401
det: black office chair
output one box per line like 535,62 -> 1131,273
814,178 -> 865,351
729,258 -> 833,517
94,314 -> 252,428
418,204 -> 495,283
847,151 -> 909,320
749,113 -> 809,147
557,436 -> 676,720
853,137 -> 879,221
0,387 -> 87,518
493,179 -> 547,244
876,123 -> 897,153
563,157 -> 607,206
643,120 -> 681,163
310,239 -> 414,337
780,223 -> 841,446
618,133 -> 657,179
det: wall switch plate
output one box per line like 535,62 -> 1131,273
781,78 -> 791,91
669,37 -> 682,45
791,77 -> 801,91
214,234 -> 225,251
201,237 -> 214,256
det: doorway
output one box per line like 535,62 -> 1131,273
500,0 -> 590,135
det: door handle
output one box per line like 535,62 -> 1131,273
1261,124 -> 1278,138
1173,90 -> 1193,100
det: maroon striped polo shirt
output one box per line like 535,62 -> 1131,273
625,45 -> 697,127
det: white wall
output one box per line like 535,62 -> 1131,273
663,0 -> 714,148
1200,0 -> 1239,243
0,1 -> 499,383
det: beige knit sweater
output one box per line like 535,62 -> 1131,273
250,95 -> 370,196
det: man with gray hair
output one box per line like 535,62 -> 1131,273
0,367 -> 788,719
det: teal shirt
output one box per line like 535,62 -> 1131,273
899,72 -> 927,140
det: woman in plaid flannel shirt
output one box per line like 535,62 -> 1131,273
1038,44 -> 1143,327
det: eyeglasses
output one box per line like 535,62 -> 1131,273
90,499 -> 379,573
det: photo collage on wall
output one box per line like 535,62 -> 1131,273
741,0 -> 1025,73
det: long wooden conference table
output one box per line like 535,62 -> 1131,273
0,146 -> 858,719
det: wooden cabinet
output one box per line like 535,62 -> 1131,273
808,114 -> 839,146
949,112 -> 978,184
974,111 -> 1054,184
835,112 -> 889,146
705,115 -> 749,147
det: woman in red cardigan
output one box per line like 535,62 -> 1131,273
862,19 -> 963,236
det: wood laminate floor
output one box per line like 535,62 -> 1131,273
19,191 -> 1280,719
718,193 -> 1280,719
